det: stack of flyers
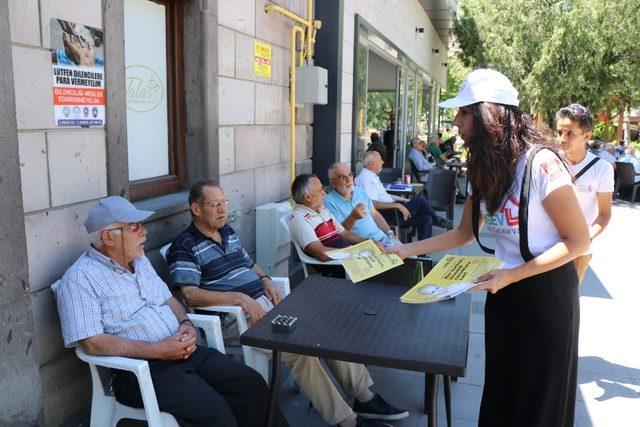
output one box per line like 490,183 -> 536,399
400,255 -> 501,304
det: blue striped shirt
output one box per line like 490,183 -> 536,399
168,223 -> 264,299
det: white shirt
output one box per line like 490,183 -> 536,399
470,149 -> 573,269
618,154 -> 640,183
288,204 -> 346,250
354,167 -> 394,203
567,151 -> 614,226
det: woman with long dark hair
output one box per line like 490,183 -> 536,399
387,69 -> 589,426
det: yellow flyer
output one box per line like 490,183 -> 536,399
326,240 -> 404,283
400,254 -> 500,304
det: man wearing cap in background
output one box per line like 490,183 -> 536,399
54,196 -> 286,427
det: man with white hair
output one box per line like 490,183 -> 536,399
618,146 -> 640,183
355,151 -> 453,240
324,162 -> 400,247
407,136 -> 434,182
54,196 -> 285,427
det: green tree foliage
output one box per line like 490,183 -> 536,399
452,0 -> 640,128
366,91 -> 395,131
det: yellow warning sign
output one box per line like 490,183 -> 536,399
254,41 -> 272,78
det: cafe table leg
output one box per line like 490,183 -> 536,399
424,373 -> 438,426
266,350 -> 281,427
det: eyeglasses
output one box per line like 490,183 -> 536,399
336,172 -> 354,181
106,222 -> 144,233
203,198 -> 230,208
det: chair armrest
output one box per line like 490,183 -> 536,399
271,277 -> 291,296
187,313 -> 225,354
196,305 -> 249,334
76,346 -> 148,373
75,346 -> 164,425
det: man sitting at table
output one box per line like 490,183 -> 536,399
408,136 -> 434,182
168,180 -> 407,427
355,150 -> 453,240
324,162 -> 400,248
288,173 -> 383,262
54,196 -> 286,427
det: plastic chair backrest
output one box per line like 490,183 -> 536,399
379,167 -> 402,184
426,169 -> 457,205
616,162 -> 637,185
408,159 -> 422,182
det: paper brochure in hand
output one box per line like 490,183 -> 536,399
326,240 -> 404,283
400,254 -> 500,303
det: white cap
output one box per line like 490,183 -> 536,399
438,68 -> 519,109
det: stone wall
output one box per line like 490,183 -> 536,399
217,0 -> 314,254
2,0 -> 313,424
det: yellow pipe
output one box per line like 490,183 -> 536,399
290,26 -> 305,186
265,1 -> 322,189
305,0 -> 313,61
265,5 -> 309,28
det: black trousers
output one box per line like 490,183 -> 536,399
479,262 -> 579,427
112,346 -> 289,427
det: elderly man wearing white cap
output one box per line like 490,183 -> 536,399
54,196 -> 289,427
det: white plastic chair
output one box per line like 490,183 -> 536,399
159,243 -> 290,382
51,280 -> 225,427
278,213 -> 342,278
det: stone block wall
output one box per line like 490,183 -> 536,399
2,0 -> 315,424
7,0 -> 105,424
217,0 -> 313,252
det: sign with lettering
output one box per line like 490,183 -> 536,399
51,19 -> 105,127
254,41 -> 272,78
125,65 -> 164,112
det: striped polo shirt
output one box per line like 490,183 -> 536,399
167,223 -> 264,298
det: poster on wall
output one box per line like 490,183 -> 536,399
254,41 -> 272,78
51,19 -> 105,127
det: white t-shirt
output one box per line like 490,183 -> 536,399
288,204 -> 347,250
470,149 -> 573,269
567,151 -> 614,226
354,168 -> 394,203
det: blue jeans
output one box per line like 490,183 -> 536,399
400,196 -> 439,240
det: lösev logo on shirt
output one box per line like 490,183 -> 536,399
484,195 -> 519,234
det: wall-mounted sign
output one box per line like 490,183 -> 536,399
51,19 -> 105,127
125,65 -> 164,112
254,41 -> 272,78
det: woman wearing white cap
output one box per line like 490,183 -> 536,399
387,69 -> 589,426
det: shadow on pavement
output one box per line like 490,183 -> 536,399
579,266 -> 612,299
579,356 -> 640,402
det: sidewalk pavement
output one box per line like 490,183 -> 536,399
281,200 -> 640,426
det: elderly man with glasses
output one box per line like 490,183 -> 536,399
324,162 -> 400,248
167,180 -> 407,427
54,196 -> 283,427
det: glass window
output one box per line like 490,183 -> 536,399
353,40 -> 369,174
124,0 -> 186,200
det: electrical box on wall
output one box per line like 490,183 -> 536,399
295,66 -> 328,105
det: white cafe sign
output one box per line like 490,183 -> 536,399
125,65 -> 164,112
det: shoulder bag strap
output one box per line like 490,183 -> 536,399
572,157 -> 600,183
472,194 -> 495,255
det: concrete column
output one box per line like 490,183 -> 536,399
0,0 -> 44,424
103,0 -> 129,197
313,0 -> 344,184
184,0 -> 219,183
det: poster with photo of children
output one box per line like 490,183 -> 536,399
51,19 -> 105,127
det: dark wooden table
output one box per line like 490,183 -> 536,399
241,276 -> 472,427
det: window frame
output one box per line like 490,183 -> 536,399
128,0 -> 186,201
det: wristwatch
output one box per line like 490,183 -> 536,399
179,318 -> 194,327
